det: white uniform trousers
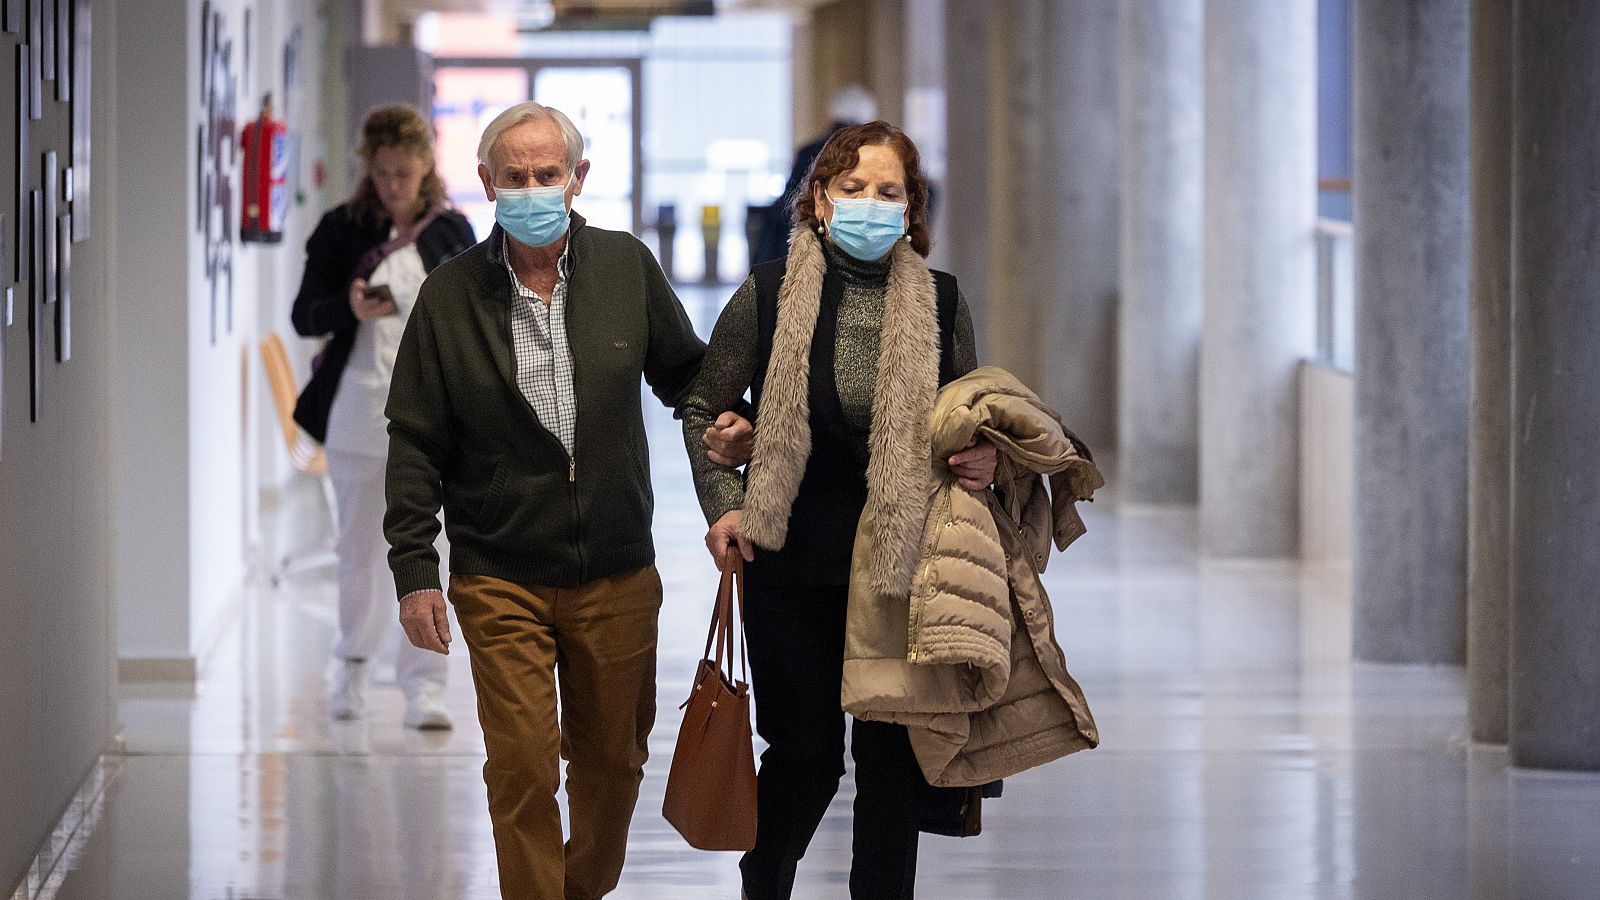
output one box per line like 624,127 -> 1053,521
327,449 -> 448,695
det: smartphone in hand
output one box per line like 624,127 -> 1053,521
359,283 -> 400,319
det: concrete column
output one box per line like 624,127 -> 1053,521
1116,0 -> 1202,503
1350,0 -> 1470,664
902,0 -> 947,261
1467,0 -> 1511,743
798,4 -> 861,145
1199,0 -> 1317,557
903,0 -> 944,98
865,0 -> 907,128
941,0 -> 994,354
321,0 -> 362,202
1039,1 -> 1120,453
804,0 -> 905,139
1508,0 -> 1600,772
989,0 -> 1047,390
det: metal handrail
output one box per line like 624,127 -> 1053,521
1314,218 -> 1355,372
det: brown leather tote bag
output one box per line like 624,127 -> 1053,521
662,559 -> 758,851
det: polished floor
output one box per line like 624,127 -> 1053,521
46,293 -> 1600,899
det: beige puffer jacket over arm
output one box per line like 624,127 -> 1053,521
841,366 -> 1104,788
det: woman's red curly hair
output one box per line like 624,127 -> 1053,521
791,120 -> 932,258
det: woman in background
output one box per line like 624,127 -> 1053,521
291,105 -> 475,729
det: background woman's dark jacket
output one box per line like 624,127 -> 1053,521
290,203 -> 475,442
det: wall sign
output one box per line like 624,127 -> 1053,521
197,2 -> 239,346
1,0 -> 93,450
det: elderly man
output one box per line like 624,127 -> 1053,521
383,101 -> 751,899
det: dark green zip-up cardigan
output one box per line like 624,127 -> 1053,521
384,212 -> 706,596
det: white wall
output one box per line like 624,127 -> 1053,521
111,0 -> 194,671
257,0 -> 346,499
184,0 -> 252,664
114,0 -> 333,676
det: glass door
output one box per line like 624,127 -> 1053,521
433,59 -> 644,238
532,66 -> 638,235
432,66 -> 530,239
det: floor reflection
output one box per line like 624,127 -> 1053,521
46,383 -> 1600,899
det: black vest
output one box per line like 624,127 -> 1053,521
745,256 -> 961,587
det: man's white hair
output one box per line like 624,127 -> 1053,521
477,101 -> 586,171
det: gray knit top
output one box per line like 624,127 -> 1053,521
682,239 -> 978,526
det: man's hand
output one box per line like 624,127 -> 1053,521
706,509 -> 754,570
949,439 -> 998,492
400,590 -> 452,655
704,411 -> 755,467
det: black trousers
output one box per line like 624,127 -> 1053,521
739,576 -> 926,900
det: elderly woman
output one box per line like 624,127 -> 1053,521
291,105 -> 475,729
682,121 -> 997,900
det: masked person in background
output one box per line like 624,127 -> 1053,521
292,104 -> 476,730
682,121 -> 998,900
382,101 -> 754,900
750,84 -> 877,266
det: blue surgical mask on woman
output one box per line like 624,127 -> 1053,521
826,196 -> 908,261
494,174 -> 573,247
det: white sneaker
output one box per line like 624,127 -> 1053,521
403,682 -> 453,730
331,659 -> 368,721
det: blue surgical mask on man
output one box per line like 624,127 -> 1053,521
494,173 -> 573,248
826,196 -> 907,261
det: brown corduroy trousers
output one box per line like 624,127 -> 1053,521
448,566 -> 662,900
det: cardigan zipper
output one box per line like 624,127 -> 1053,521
564,268 -> 586,583
569,456 -> 584,581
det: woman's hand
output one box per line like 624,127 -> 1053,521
706,509 -> 754,570
704,411 -> 755,467
348,278 -> 398,321
949,438 -> 998,492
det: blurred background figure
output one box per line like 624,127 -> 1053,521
290,105 -> 476,730
749,84 -> 877,267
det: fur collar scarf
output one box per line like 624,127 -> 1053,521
742,226 -> 940,599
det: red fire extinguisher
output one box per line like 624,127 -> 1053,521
241,94 -> 289,243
